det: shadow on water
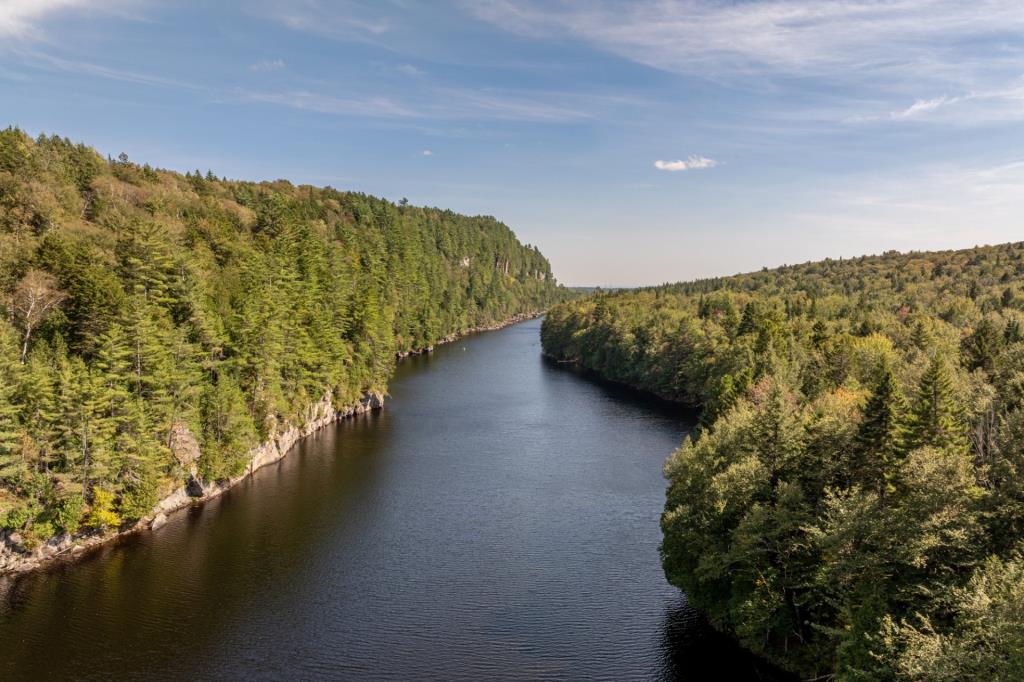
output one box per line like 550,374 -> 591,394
540,356 -> 701,424
657,596 -> 796,682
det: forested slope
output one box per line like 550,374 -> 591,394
542,244 -> 1024,679
0,127 -> 564,551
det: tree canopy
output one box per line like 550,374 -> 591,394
542,243 -> 1024,679
0,127 -> 567,546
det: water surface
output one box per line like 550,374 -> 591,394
0,318 -> 788,680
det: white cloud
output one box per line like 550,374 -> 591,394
0,0 -> 85,37
250,58 -> 286,72
890,95 -> 959,119
397,64 -> 424,77
422,149 -> 433,156
654,156 -> 717,172
0,0 -> 135,39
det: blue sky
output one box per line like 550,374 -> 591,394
3,0 -> 1024,286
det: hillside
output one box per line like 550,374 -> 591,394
0,128 -> 565,558
542,244 -> 1024,679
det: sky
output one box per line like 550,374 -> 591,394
3,1 -> 1024,286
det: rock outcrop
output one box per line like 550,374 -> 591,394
0,390 -> 386,576
1,312 -> 542,577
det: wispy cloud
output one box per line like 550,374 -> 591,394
234,85 -> 593,122
236,89 -> 419,118
17,49 -> 200,89
422,149 -> 433,156
655,156 -> 717,172
843,84 -> 1024,125
890,95 -> 958,119
789,158 -> 1024,244
250,58 -> 286,72
466,1 -> 1024,80
0,0 -> 138,39
397,63 -> 424,77
255,0 -> 392,44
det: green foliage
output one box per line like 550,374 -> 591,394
85,487 -> 120,529
52,492 -> 84,535
908,356 -> 967,452
542,242 -> 1024,679
0,128 -> 567,539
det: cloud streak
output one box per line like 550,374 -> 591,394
17,49 -> 200,89
655,156 -> 717,171
892,96 -> 954,119
466,1 -> 1024,80
250,58 -> 286,72
234,85 -> 592,122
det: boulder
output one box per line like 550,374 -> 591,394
185,474 -> 205,498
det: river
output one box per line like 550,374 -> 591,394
0,318 -> 788,681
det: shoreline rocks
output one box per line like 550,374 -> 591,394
0,390 -> 385,577
0,312 -> 543,578
395,311 -> 543,359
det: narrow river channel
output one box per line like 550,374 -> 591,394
0,318 -> 788,681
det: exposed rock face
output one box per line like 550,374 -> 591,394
1,313 -> 540,577
168,422 -> 201,475
0,390 -> 386,576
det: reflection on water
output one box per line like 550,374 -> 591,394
657,596 -> 791,681
0,318 -> 790,681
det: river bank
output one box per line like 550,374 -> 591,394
0,311 -> 544,578
0,315 -> 788,681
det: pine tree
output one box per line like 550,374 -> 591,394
1005,318 -> 1023,344
52,356 -> 113,488
199,373 -> 257,480
16,349 -> 58,473
0,351 -> 24,484
908,356 -> 967,452
855,364 -> 908,497
751,381 -> 805,487
962,318 -> 1002,373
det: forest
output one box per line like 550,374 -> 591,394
0,128 -> 564,550
542,245 -> 1024,680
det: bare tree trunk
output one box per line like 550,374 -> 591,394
20,323 -> 32,364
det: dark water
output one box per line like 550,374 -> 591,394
0,318 -> 789,681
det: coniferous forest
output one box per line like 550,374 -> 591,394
542,245 -> 1024,679
0,128 -> 564,548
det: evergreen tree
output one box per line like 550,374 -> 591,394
751,381 -> 804,487
961,317 -> 1002,373
855,364 -> 908,498
0,351 -> 24,484
908,357 -> 967,452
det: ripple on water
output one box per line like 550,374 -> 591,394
0,319 -> 792,681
